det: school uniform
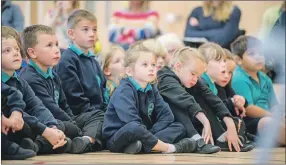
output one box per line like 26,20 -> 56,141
19,60 -> 82,139
1,72 -> 71,154
200,72 -> 247,136
157,67 -> 233,140
54,44 -> 107,149
231,66 -> 279,134
102,77 -> 186,153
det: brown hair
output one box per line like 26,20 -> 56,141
203,1 -> 234,22
67,9 -> 97,29
21,25 -> 55,58
169,47 -> 205,69
198,42 -> 226,63
2,26 -> 25,58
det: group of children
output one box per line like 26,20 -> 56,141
2,9 -> 285,160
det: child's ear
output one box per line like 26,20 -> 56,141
67,29 -> 75,40
234,55 -> 242,65
125,66 -> 133,77
103,68 -> 111,77
174,62 -> 182,72
27,48 -> 36,59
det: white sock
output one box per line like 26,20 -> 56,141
190,134 -> 202,141
217,132 -> 227,142
163,144 -> 176,153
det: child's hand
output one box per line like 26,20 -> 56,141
202,121 -> 214,145
42,127 -> 67,149
232,95 -> 246,118
189,17 -> 199,26
9,111 -> 24,132
2,115 -> 12,134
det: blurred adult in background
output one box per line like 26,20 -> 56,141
184,1 -> 241,48
1,0 -> 24,32
109,0 -> 160,50
43,1 -> 80,49
259,2 -> 285,40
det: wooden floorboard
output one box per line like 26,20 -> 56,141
2,148 -> 285,164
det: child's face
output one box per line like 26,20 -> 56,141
104,50 -> 125,80
31,34 -> 61,67
156,56 -> 166,71
1,38 -> 22,72
69,19 -> 97,53
176,58 -> 206,88
206,59 -> 227,82
241,48 -> 265,72
129,52 -> 156,86
216,59 -> 236,87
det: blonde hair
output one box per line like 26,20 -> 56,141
125,41 -> 155,68
157,33 -> 184,52
102,45 -> 125,96
198,42 -> 226,63
203,1 -> 234,22
169,47 -> 205,69
223,48 -> 234,61
141,39 -> 167,59
67,10 -> 97,29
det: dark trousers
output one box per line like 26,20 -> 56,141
193,95 -> 246,140
72,110 -> 104,148
58,120 -> 82,139
107,122 -> 186,153
171,108 -> 200,138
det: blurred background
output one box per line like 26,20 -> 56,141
12,1 -> 283,53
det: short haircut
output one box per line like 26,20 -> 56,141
230,35 -> 262,58
198,42 -> 226,63
2,26 -> 24,58
67,9 -> 97,29
21,24 -> 55,58
169,47 -> 205,69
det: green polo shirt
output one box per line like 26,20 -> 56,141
201,72 -> 218,95
128,77 -> 152,93
231,66 -> 278,111
2,71 -> 18,83
69,44 -> 95,57
28,60 -> 54,79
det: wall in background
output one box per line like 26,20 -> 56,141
13,1 -> 283,52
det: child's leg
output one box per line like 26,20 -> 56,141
257,117 -> 285,145
72,110 -> 104,150
7,122 -> 37,144
152,122 -> 186,144
107,121 -> 158,153
60,120 -> 83,139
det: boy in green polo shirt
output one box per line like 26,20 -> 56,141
231,35 -> 285,145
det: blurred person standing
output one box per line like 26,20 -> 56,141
1,0 -> 24,32
43,1 -> 80,49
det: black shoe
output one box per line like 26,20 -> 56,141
174,138 -> 196,153
20,138 -> 39,153
2,142 -> 36,160
215,140 -> 254,152
195,139 -> 220,154
124,140 -> 142,154
70,137 -> 94,154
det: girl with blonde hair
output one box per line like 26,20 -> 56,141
184,0 -> 241,48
